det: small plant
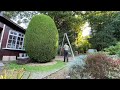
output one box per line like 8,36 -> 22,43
0,68 -> 31,79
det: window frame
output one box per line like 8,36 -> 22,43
5,29 -> 25,50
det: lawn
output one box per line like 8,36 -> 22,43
6,60 -> 66,72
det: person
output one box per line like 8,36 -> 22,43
63,43 -> 69,62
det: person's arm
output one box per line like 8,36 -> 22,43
64,45 -> 66,49
63,45 -> 65,51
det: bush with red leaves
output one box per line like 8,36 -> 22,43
85,52 -> 120,79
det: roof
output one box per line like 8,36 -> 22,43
0,15 -> 26,33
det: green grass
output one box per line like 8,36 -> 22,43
7,60 -> 66,72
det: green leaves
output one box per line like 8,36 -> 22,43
42,11 -> 85,49
104,42 -> 120,55
0,68 -> 30,79
84,11 -> 120,50
25,14 -> 59,63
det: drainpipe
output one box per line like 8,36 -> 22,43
0,11 -> 6,49
0,24 -> 6,49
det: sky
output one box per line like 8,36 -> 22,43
11,17 -> 28,29
82,22 -> 91,36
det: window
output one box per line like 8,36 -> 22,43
6,30 -> 25,50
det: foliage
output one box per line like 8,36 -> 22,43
106,59 -> 120,79
69,52 -> 120,79
104,46 -> 118,55
75,31 -> 91,53
8,61 -> 66,72
68,56 -> 89,79
84,11 -> 119,51
4,11 -> 120,52
89,30 -> 117,51
104,42 -> 120,55
0,68 -> 31,79
43,11 -> 85,52
85,52 -> 120,79
25,14 -> 59,63
116,51 -> 120,57
109,13 -> 120,41
2,11 -> 39,25
85,52 -> 111,79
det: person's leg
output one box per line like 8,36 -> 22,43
64,50 -> 66,62
66,51 -> 68,62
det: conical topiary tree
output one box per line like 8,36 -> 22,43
24,14 -> 59,63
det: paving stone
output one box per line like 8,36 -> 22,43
0,62 -> 4,67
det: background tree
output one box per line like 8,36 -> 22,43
84,11 -> 120,51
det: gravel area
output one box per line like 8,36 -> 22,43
43,67 -> 69,79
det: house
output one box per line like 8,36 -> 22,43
0,14 -> 27,61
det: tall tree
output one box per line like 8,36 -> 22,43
84,11 -> 120,51
40,11 -> 86,50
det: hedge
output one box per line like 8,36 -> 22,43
25,14 -> 59,63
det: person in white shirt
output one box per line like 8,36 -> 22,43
63,43 -> 69,62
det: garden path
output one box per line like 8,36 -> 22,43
0,62 -> 4,71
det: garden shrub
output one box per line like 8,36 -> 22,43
25,14 -> 59,63
69,52 -> 120,79
106,60 -> 120,79
104,46 -> 118,55
85,52 -> 112,79
104,42 -> 120,55
68,55 -> 93,79
116,50 -> 120,57
85,52 -> 120,79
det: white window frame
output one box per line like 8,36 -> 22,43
5,29 -> 25,50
